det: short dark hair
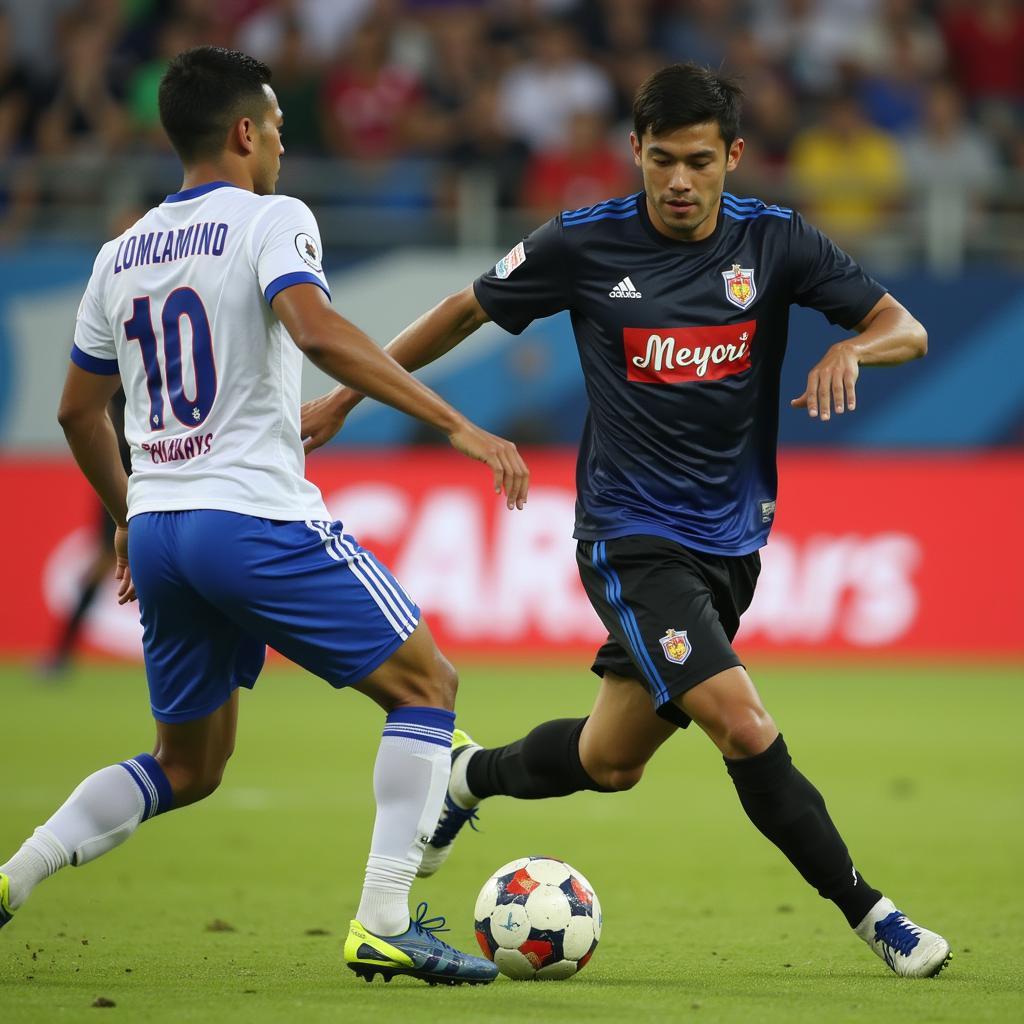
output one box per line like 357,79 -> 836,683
158,47 -> 273,162
633,63 -> 743,147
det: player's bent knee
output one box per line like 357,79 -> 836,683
722,710 -> 777,759
604,765 -> 645,791
158,758 -> 229,807
586,761 -> 645,792
181,768 -> 225,805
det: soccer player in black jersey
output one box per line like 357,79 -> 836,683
301,63 -> 950,978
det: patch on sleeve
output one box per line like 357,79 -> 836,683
494,241 -> 526,280
295,232 -> 322,272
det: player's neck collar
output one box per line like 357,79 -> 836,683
638,196 -> 725,252
164,180 -> 244,204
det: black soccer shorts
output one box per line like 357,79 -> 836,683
576,535 -> 760,728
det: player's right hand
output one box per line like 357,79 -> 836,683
447,422 -> 529,510
113,524 -> 136,604
301,388 -> 353,454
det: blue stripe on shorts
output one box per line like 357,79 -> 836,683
591,540 -> 670,704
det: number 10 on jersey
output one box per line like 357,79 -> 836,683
125,286 -> 217,430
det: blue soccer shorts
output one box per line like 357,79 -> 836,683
128,511 -> 421,723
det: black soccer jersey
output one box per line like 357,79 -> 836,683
473,191 -> 885,556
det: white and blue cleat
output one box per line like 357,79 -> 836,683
344,902 -> 497,986
857,897 -> 951,977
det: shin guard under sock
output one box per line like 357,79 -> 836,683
357,707 -> 454,935
725,734 -> 881,927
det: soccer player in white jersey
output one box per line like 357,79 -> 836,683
0,47 -> 528,986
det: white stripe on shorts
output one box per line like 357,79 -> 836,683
332,532 -> 418,634
327,528 -> 417,635
304,521 -> 416,641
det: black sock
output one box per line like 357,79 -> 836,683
466,718 -> 610,800
725,734 -> 882,927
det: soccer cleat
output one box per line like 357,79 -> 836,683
344,902 -> 498,986
0,873 -> 14,930
856,897 -> 951,978
417,728 -> 481,878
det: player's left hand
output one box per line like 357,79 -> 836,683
301,389 -> 352,453
113,524 -> 136,604
791,341 -> 859,421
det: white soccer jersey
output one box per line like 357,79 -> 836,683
72,180 -> 332,521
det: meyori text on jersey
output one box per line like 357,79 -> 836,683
113,222 -> 229,274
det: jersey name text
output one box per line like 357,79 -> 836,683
114,222 -> 229,275
141,432 -> 214,464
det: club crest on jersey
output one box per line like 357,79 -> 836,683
722,264 -> 756,309
494,241 -> 526,280
659,628 -> 691,665
295,232 -> 322,272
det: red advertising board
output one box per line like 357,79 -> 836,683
1,451 -> 1021,659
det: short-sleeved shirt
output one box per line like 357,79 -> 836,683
473,191 -> 885,556
73,180 -> 332,521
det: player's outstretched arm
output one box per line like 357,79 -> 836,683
274,283 -> 526,509
57,363 -> 136,603
300,284 -> 489,453
790,294 -> 927,422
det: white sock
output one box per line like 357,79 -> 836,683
1,755 -> 172,910
449,747 -> 480,810
356,707 -> 454,936
1,828 -> 68,909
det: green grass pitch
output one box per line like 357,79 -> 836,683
1,658 -> 1022,1023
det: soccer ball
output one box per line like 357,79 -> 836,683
473,856 -> 602,980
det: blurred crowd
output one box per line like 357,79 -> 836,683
0,0 -> 1022,250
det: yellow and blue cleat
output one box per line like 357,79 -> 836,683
0,873 -> 14,930
344,902 -> 497,986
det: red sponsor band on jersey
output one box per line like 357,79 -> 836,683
624,319 -> 756,384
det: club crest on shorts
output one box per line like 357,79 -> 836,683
659,628 -> 691,665
722,264 -> 756,309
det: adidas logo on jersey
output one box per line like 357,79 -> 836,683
609,276 -> 642,299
